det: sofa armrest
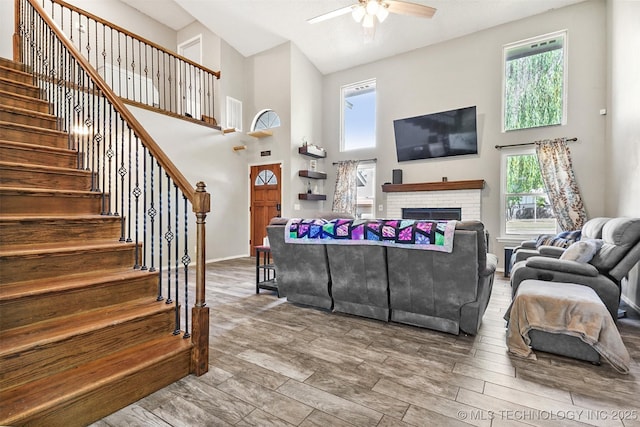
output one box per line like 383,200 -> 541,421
537,245 -> 566,258
480,253 -> 498,277
518,240 -> 538,250
525,256 -> 599,277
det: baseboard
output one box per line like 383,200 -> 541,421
621,294 -> 640,315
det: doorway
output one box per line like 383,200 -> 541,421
250,163 -> 282,253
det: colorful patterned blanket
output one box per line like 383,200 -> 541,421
285,218 -> 456,252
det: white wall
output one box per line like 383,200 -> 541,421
323,0 -> 607,269
607,0 -> 640,309
128,105 -> 250,262
290,43 -> 325,217
0,0 -> 12,59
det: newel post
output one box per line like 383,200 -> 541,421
191,181 -> 210,375
13,0 -> 22,62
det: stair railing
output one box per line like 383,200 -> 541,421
18,0 -> 221,126
14,0 -> 210,375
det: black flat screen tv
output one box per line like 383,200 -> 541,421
393,106 -> 478,162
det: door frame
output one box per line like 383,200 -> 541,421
248,161 -> 283,255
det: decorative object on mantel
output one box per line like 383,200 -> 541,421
381,179 -> 484,193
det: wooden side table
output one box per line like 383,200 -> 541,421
255,245 -> 278,296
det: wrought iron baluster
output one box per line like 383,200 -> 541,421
157,160 -> 163,300
118,117 -> 126,239
165,172 -> 173,305
148,152 -> 156,275
126,127 -> 133,243
141,145 -> 148,271
133,134 -> 141,268
173,181 -> 180,335
182,194 -> 190,339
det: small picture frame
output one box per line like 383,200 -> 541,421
309,159 -> 317,171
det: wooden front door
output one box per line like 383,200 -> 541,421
250,163 -> 281,253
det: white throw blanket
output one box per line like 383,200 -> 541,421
505,281 -> 631,374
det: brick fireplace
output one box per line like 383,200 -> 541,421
382,180 -> 484,221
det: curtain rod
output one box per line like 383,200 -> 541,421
494,137 -> 577,150
332,158 -> 377,165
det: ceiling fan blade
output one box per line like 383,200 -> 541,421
386,0 -> 436,18
308,5 -> 355,24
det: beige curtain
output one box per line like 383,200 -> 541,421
332,160 -> 360,216
535,138 -> 587,231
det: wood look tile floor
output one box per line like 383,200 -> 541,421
93,258 -> 640,427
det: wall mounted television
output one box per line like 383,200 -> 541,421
393,106 -> 478,162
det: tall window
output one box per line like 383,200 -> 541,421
501,148 -> 557,236
341,79 -> 376,151
251,109 -> 281,131
503,31 -> 567,132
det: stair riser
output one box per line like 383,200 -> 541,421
0,67 -> 33,84
0,80 -> 41,98
0,192 -> 106,215
0,92 -> 49,113
0,108 -> 59,130
10,345 -> 191,427
0,58 -> 26,71
0,244 -> 138,283
0,124 -> 69,149
0,166 -> 93,191
0,217 -> 121,248
0,143 -> 77,169
0,274 -> 158,330
0,307 -> 174,392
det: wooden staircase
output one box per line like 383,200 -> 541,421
0,57 -> 193,426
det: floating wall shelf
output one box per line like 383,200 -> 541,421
298,145 -> 326,158
298,193 -> 326,201
298,170 -> 327,179
247,130 -> 273,138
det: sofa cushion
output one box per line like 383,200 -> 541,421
590,217 -> 640,272
535,230 -> 581,248
560,239 -> 604,263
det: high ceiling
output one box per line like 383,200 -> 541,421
120,0 -> 585,75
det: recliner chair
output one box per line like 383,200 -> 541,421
510,217 -> 640,320
509,217 -> 610,272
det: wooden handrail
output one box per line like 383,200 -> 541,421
49,0 -> 221,80
26,0 -> 197,202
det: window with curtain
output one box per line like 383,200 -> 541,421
501,148 -> 557,236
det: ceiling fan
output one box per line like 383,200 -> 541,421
308,0 -> 436,28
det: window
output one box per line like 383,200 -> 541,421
501,148 -> 557,236
503,31 -> 567,132
254,169 -> 277,186
251,109 -> 280,132
341,79 -> 376,151
356,162 -> 376,219
226,96 -> 242,131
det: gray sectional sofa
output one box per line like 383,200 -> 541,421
266,218 -> 497,335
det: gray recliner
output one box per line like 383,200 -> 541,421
509,217 -> 610,271
510,217 -> 640,320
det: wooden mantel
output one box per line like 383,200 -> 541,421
381,179 -> 485,193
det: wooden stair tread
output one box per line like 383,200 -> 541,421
0,88 -> 47,103
0,58 -> 26,71
0,139 -> 74,154
0,297 -> 173,353
0,268 -> 157,302
0,239 -> 136,257
0,120 -> 66,136
0,334 -> 191,424
0,186 -> 103,197
0,64 -> 32,79
0,214 -> 119,222
0,160 -> 89,175
0,76 -> 39,90
0,104 -> 58,121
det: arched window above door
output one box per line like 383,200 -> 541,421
254,169 -> 277,186
251,109 -> 281,132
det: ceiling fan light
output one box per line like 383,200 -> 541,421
365,0 -> 379,16
352,5 -> 366,23
362,14 -> 375,28
376,6 -> 389,23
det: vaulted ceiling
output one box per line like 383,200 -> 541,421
120,0 -> 586,74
